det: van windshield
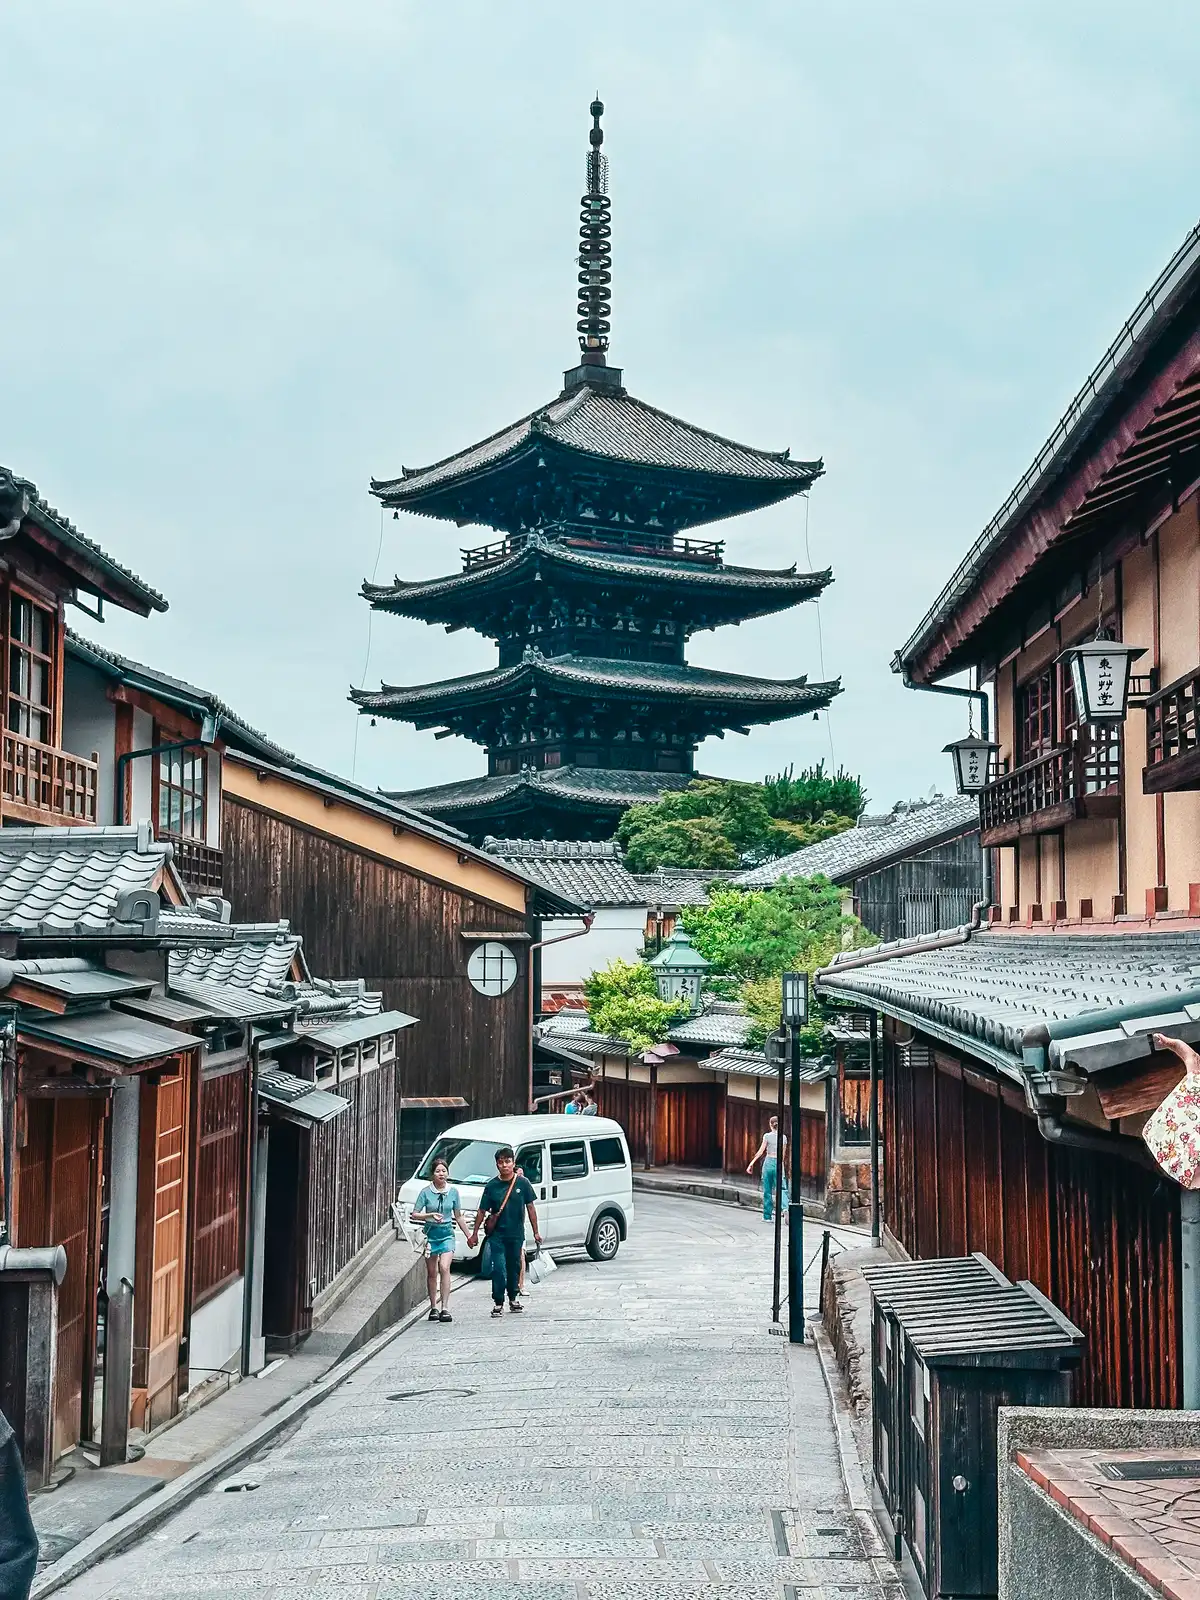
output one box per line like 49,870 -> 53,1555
416,1138 -> 503,1184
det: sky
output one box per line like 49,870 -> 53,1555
3,0 -> 1198,814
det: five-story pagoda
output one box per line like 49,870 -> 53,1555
355,99 -> 839,842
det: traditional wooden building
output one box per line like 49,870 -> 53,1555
736,793 -> 982,941
819,217 -> 1200,1410
356,101 -> 838,842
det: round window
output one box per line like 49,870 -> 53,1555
467,941 -> 519,997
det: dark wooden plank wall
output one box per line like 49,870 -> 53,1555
855,831 -> 983,943
305,1061 -> 399,1307
194,1069 -> 247,1304
222,799 -> 530,1116
885,1037 -> 1182,1409
655,1084 -> 721,1168
594,1077 -> 650,1166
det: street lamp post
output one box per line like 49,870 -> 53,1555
782,971 -> 808,1343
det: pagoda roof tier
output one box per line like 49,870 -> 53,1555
387,765 -> 695,839
370,381 -> 823,535
362,532 -> 831,633
352,651 -> 840,733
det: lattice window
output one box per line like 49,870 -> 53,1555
1018,669 -> 1055,761
157,747 -> 206,840
8,592 -> 55,744
193,1069 -> 246,1304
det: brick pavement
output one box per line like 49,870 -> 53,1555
50,1195 -> 901,1599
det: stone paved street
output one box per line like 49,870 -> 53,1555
53,1195 -> 901,1599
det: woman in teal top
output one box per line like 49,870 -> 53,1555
411,1157 -> 466,1322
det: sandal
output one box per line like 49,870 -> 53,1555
427,1306 -> 440,1320
439,1309 -> 453,1322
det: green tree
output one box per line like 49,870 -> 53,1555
681,878 -> 876,1052
583,958 -> 688,1054
617,774 -> 862,871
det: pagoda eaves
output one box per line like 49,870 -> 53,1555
362,531 -> 832,643
370,381 -> 823,537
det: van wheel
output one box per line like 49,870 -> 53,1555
587,1214 -> 622,1262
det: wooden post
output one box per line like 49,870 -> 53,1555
869,1011 -> 881,1246
100,1278 -> 133,1466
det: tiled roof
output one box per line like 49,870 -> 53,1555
704,1045 -> 833,1083
364,531 -> 830,613
354,651 -> 839,718
0,823 -> 209,938
1,466 -> 167,615
68,635 -> 292,764
630,867 -> 739,906
735,794 -> 979,888
482,838 -> 646,906
389,765 -> 694,818
667,1009 -> 756,1048
817,927 -> 1200,1078
372,385 -> 822,501
171,926 -> 301,993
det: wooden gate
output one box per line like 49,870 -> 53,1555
134,1060 -> 191,1431
15,1094 -> 104,1458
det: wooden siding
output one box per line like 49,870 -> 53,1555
193,1068 -> 247,1304
855,832 -> 983,943
222,798 -> 530,1116
134,1063 -> 191,1431
594,1077 -> 651,1167
262,1061 -> 400,1346
655,1083 -> 721,1169
723,1097 -> 827,1199
885,1036 -> 1181,1409
14,1095 -> 104,1456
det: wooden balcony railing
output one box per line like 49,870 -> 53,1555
1144,666 -> 1200,793
1,733 -> 98,825
461,529 -> 725,571
979,730 -> 1121,847
160,832 -> 224,895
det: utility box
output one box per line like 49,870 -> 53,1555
862,1253 -> 1083,1600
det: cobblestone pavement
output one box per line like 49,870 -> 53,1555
55,1196 -> 902,1599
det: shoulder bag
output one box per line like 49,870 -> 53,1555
483,1173 -> 519,1237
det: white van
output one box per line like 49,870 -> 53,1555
397,1114 -> 634,1266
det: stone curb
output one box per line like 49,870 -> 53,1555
633,1173 -> 829,1220
30,1281 -> 477,1598
810,1318 -> 873,1514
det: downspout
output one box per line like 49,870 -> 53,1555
526,911 -> 595,1112
115,719 -> 220,825
240,1024 -> 260,1378
892,656 -> 993,910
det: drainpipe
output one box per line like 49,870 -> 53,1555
1184,1192 -> 1200,1408
893,658 -> 993,910
241,1024 -> 262,1378
526,912 -> 595,1111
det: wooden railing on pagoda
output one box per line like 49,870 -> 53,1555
461,529 -> 725,571
1144,665 -> 1200,793
1,733 -> 98,825
160,831 -> 224,895
979,729 -> 1120,847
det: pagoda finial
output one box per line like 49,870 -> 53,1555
576,95 -> 611,366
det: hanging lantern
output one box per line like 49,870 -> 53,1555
943,734 -> 999,795
1058,640 -> 1146,723
647,928 -> 711,1015
782,970 -> 809,1026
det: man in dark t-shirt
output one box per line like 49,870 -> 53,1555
469,1146 -> 541,1316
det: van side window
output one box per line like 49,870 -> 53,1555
589,1137 -> 626,1170
550,1140 -> 588,1181
516,1143 -> 544,1185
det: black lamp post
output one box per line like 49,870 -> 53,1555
781,971 -> 808,1343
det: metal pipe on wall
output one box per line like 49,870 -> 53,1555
869,1011 -> 881,1246
525,913 -> 594,1112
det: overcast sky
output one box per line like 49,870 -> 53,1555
3,1 -> 1197,813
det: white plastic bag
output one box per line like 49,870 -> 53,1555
526,1250 -> 557,1286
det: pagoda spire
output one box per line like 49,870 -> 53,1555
576,95 -> 612,368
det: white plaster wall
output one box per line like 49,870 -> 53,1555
61,657 -> 118,824
540,909 -> 648,987
189,1277 -> 244,1381
206,751 -> 222,847
130,707 -> 154,826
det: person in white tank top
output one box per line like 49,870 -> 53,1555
747,1115 -> 789,1221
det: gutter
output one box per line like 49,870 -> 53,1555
817,900 -> 989,981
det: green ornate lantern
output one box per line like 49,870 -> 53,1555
647,929 -> 711,1015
